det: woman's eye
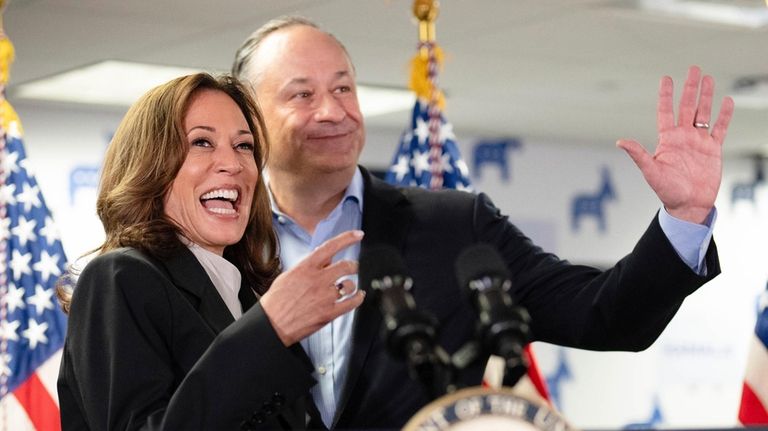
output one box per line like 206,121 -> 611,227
236,142 -> 255,152
192,138 -> 212,147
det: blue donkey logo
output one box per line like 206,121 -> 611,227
623,397 -> 664,429
571,166 -> 616,233
545,347 -> 573,411
472,138 -> 521,181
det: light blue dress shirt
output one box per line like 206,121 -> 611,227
266,167 -> 715,426
658,206 -> 716,275
267,169 -> 363,428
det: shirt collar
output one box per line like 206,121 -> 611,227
183,240 -> 243,319
265,167 -> 364,218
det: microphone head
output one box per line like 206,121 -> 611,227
360,244 -> 437,361
454,243 -> 511,292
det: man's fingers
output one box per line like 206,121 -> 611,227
306,230 -> 364,268
657,75 -> 675,133
711,96 -> 735,146
617,139 -> 652,172
677,65 -> 702,127
694,75 -> 714,128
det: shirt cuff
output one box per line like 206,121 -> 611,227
658,207 -> 717,275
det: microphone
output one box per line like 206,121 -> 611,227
454,243 -> 531,387
361,244 -> 450,398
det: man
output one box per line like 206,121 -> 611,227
232,16 -> 734,429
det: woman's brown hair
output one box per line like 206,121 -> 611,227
58,73 -> 279,312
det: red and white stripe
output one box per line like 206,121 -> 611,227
739,334 -> 768,424
0,350 -> 62,431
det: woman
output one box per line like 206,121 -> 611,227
57,73 -> 364,430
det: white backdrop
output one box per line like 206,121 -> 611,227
15,101 -> 764,429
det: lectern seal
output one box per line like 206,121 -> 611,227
403,386 -> 576,431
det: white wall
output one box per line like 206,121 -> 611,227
14,101 -> 764,428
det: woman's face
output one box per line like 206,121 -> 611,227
164,89 -> 259,255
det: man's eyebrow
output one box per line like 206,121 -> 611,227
284,77 -> 310,86
334,70 -> 351,80
282,70 -> 352,87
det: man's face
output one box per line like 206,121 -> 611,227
248,25 -> 365,178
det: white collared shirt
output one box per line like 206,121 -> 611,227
187,242 -> 243,319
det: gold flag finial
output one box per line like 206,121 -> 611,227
0,0 -> 13,86
413,0 -> 438,47
409,0 -> 444,108
0,0 -> 22,134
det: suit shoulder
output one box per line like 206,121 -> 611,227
82,247 -> 161,274
74,247 -> 170,305
402,187 -> 499,217
364,171 -> 500,221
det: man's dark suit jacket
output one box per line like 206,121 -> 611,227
327,168 -> 719,429
58,167 -> 719,430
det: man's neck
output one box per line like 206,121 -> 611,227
268,167 -> 356,234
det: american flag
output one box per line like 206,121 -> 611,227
739,285 -> 768,424
385,97 -> 551,404
385,98 -> 472,191
0,35 -> 67,430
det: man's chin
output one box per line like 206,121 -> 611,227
272,157 -> 359,178
315,162 -> 358,175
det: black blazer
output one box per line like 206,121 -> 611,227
57,247 -> 317,430
329,168 -> 720,429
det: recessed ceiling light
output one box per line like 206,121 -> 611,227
11,60 -> 415,117
357,85 -> 415,117
12,60 -> 205,106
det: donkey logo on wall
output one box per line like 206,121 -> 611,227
571,166 -> 616,233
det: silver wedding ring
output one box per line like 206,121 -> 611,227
694,121 -> 710,129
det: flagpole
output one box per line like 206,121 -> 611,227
412,0 -> 446,190
413,0 -> 437,58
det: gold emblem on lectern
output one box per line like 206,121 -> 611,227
403,387 -> 575,431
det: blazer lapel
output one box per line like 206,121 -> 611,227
160,247 -> 235,335
238,281 -> 257,312
333,167 -> 412,426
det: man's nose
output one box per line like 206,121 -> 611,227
314,93 -> 346,123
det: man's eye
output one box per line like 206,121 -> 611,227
295,91 -> 312,99
336,86 -> 351,93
